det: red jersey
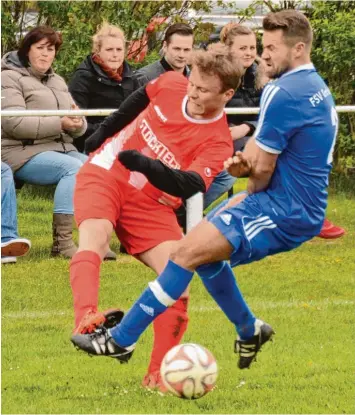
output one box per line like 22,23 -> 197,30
89,71 -> 233,208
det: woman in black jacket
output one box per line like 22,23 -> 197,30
69,23 -> 138,153
222,23 -> 267,152
204,23 -> 268,209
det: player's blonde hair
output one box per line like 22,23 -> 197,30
220,23 -> 255,48
92,22 -> 126,54
191,42 -> 243,92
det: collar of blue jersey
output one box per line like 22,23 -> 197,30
281,63 -> 315,79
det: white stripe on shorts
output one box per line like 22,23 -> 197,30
247,223 -> 277,241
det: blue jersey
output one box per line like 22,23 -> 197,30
254,63 -> 338,236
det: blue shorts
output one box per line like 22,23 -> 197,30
207,192 -> 309,268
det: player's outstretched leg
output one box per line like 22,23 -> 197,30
71,326 -> 135,363
235,319 -> 275,369
197,261 -> 275,369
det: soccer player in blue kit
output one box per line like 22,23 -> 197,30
72,10 -> 339,370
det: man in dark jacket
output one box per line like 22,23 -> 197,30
134,23 -> 193,87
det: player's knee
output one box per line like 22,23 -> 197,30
78,219 -> 112,256
170,242 -> 196,270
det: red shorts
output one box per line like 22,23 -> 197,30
74,163 -> 183,255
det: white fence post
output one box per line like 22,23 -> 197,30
186,192 -> 204,233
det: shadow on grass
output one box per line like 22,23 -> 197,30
18,184 -> 56,201
329,171 -> 355,197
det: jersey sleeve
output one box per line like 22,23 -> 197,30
254,84 -> 303,154
145,71 -> 187,100
186,139 -> 233,191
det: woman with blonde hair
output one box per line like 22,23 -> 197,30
69,22 -> 138,153
221,23 -> 265,149
203,22 -> 267,209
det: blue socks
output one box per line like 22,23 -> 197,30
110,260 -> 194,347
197,261 -> 256,340
110,258 -> 255,346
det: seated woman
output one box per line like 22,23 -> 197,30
1,26 -> 88,258
69,22 -> 138,153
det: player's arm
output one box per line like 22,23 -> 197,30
118,150 -> 206,199
84,85 -> 150,154
226,86 -> 300,193
246,141 -> 278,193
224,137 -> 277,193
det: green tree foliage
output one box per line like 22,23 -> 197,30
2,1 -> 354,168
1,1 -> 218,79
234,0 -> 355,170
1,1 -> 35,54
307,1 -> 355,169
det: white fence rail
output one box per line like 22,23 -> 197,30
1,105 -> 354,117
1,106 -> 354,232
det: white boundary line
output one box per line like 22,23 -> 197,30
2,299 -> 353,319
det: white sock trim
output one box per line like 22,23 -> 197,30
149,280 -> 176,307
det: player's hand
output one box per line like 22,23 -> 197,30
229,124 -> 250,140
118,150 -> 148,172
224,151 -> 251,178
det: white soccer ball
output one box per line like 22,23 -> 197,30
160,343 -> 218,399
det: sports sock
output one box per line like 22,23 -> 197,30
70,250 -> 101,328
110,260 -> 193,347
197,261 -> 256,339
148,296 -> 189,373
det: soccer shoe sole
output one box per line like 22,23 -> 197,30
317,229 -> 345,239
1,239 -> 31,257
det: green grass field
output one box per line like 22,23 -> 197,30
2,180 -> 355,414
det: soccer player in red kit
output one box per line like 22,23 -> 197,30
70,43 -> 242,390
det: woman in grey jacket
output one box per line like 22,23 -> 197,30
1,26 -> 88,258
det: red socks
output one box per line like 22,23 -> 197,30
70,250 -> 101,328
147,296 -> 189,374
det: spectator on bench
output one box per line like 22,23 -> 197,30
1,26 -> 87,259
133,22 -> 193,88
69,23 -> 138,154
204,23 -> 268,210
1,162 -> 31,264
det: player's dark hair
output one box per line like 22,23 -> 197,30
263,10 -> 313,48
191,42 -> 243,92
18,26 -> 62,66
164,23 -> 193,45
